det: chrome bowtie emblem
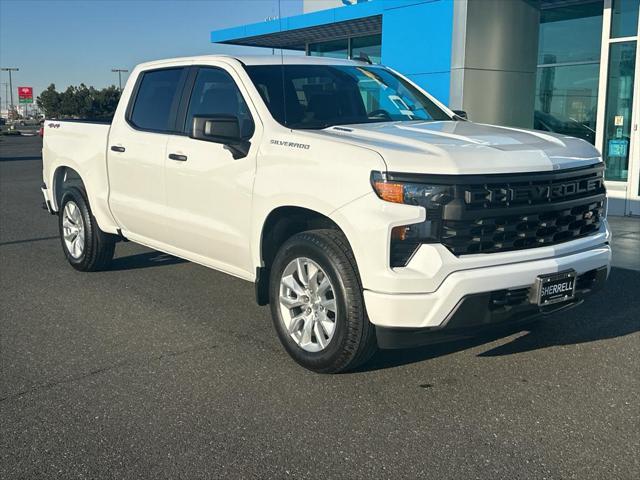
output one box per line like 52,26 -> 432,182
583,211 -> 594,220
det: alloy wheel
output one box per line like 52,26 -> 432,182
62,201 -> 85,259
278,257 -> 338,352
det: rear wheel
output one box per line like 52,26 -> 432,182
269,229 -> 376,373
58,187 -> 115,271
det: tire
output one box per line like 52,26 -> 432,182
58,187 -> 115,271
269,229 -> 377,373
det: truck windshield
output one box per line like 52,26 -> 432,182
245,64 -> 452,129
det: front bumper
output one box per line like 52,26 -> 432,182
364,243 -> 611,332
375,265 -> 607,349
330,191 -> 611,295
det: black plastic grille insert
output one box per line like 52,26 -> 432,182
442,200 -> 604,255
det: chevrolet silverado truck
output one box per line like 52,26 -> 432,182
41,55 -> 611,373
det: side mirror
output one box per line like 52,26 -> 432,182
191,115 -> 250,159
452,110 -> 468,121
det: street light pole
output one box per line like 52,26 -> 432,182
111,68 -> 128,91
1,67 -> 19,111
0,82 -> 7,113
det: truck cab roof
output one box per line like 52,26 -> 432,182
134,54 -> 372,70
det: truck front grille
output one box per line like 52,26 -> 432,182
385,164 -> 606,264
441,200 -> 604,255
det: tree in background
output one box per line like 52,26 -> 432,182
37,84 -> 121,119
37,84 -> 62,118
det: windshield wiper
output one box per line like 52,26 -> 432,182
287,122 -> 335,130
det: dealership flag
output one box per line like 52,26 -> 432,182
18,87 -> 33,104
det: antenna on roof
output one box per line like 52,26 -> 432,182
355,53 -> 372,65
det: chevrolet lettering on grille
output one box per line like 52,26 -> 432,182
464,177 -> 604,206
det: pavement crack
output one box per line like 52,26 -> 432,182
0,343 -> 217,403
0,235 -> 58,246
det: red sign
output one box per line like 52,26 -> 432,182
18,86 -> 33,103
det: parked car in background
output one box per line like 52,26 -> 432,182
15,117 -> 42,127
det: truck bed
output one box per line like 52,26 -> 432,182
45,118 -> 113,125
41,119 -> 113,229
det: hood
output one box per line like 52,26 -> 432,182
308,121 -> 602,175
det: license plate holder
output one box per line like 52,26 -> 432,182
531,270 -> 577,307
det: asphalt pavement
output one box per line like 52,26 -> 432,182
1,134 -> 639,479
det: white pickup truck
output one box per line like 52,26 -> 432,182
42,55 -> 611,373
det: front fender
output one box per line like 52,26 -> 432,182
250,134 -> 386,272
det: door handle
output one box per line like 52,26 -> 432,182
168,153 -> 188,161
110,146 -> 125,153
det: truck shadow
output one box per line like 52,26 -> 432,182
108,251 -> 187,271
0,155 -> 43,162
359,267 -> 640,372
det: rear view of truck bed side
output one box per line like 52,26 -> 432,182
41,120 -> 118,234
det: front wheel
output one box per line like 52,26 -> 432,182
58,187 -> 115,271
269,229 -> 376,373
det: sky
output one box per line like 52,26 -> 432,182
0,0 -> 302,106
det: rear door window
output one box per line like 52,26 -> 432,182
129,68 -> 186,132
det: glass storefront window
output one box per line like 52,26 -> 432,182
535,63 -> 600,144
535,3 -> 603,144
603,41 -> 637,181
538,2 -> 603,65
351,34 -> 381,64
308,35 -> 382,63
308,39 -> 349,59
611,0 -> 640,38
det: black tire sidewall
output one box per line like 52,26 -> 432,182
58,188 -> 93,270
269,233 -> 363,372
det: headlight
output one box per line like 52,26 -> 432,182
370,171 -> 453,207
371,172 -> 454,267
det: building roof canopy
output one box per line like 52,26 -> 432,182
211,0 -> 383,50
214,15 -> 382,50
210,0 -> 573,51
